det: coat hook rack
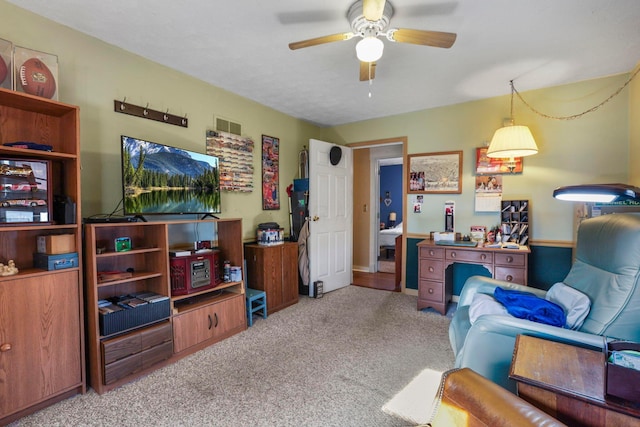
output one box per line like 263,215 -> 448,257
114,99 -> 188,128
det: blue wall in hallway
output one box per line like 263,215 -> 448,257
380,164 -> 402,228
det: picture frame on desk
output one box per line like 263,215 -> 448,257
408,151 -> 462,194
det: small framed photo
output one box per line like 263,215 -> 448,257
408,151 -> 463,194
13,46 -> 58,100
0,38 -> 13,90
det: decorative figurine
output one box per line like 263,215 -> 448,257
0,259 -> 18,276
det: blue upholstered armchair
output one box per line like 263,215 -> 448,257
449,213 -> 640,392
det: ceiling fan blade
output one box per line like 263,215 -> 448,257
389,28 -> 457,48
288,32 -> 354,50
363,0 -> 387,21
359,61 -> 377,81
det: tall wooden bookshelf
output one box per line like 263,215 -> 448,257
0,88 -> 85,424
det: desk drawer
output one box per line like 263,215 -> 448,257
419,259 -> 444,281
446,249 -> 492,264
419,246 -> 444,259
494,266 -> 526,284
495,252 -> 526,267
419,280 -> 444,303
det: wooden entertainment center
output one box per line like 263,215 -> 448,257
84,218 -> 246,394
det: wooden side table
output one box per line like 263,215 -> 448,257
510,335 -> 640,426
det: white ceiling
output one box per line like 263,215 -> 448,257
7,0 -> 640,127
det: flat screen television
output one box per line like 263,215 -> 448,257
121,135 -> 221,217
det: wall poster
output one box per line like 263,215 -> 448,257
205,130 -> 254,192
475,146 -> 523,174
262,134 -> 280,210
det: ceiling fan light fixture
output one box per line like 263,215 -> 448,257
356,36 -> 384,62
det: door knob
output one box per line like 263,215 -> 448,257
312,216 -> 319,221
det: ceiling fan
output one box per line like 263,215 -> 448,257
288,0 -> 457,81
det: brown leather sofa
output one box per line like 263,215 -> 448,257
426,368 -> 566,427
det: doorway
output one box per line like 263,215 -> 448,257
349,138 -> 406,291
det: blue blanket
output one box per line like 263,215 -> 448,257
494,287 -> 566,327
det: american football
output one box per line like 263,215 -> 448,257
19,57 -> 56,98
0,55 -> 8,85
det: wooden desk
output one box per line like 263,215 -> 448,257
510,335 -> 640,426
416,240 -> 529,315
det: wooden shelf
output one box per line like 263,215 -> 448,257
96,271 -> 163,287
95,247 -> 162,258
0,89 -> 84,424
170,280 -> 243,303
173,289 -> 241,314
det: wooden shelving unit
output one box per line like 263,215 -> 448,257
84,218 -> 246,394
0,88 -> 85,425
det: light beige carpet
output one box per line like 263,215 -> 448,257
378,259 -> 395,273
382,368 -> 443,425
10,286 -> 455,426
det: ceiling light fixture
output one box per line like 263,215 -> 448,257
486,81 -> 538,172
356,28 -> 384,62
553,183 -> 640,203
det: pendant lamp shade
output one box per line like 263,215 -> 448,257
487,125 -> 538,159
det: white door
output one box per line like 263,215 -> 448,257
308,139 -> 353,294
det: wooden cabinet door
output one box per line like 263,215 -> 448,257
281,243 -> 299,308
0,272 -> 82,416
172,295 -> 245,354
211,295 -> 246,339
246,244 -> 282,312
172,304 -> 217,353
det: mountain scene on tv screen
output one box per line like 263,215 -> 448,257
122,137 -> 221,214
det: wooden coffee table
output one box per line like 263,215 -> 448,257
510,334 -> 640,427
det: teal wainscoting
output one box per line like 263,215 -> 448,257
405,238 -> 573,295
405,237 -> 422,290
527,244 -> 573,291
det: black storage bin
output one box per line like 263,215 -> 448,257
99,299 -> 170,336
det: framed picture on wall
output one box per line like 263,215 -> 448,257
262,134 -> 280,210
475,146 -> 523,174
408,151 -> 463,194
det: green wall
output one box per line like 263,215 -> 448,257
630,63 -> 640,187
0,1 -> 322,241
327,76 -> 631,243
1,0 -> 638,247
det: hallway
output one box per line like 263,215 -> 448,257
352,270 -> 398,292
